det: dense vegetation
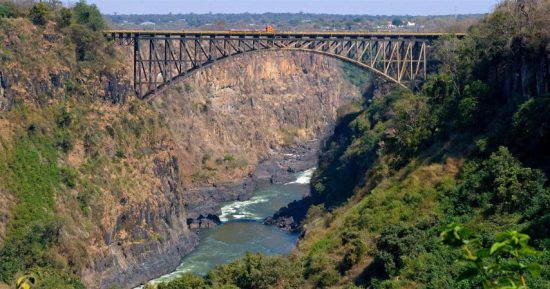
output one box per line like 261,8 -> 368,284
155,1 -> 549,288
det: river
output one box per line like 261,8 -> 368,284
143,168 -> 315,286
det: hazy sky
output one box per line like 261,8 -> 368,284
83,0 -> 500,15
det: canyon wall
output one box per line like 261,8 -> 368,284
0,18 -> 363,289
154,50 -> 361,182
151,50 -> 362,228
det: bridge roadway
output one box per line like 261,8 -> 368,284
106,30 -> 464,99
105,29 -> 463,40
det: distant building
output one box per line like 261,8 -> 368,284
140,21 -> 155,26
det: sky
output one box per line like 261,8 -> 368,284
81,0 -> 501,15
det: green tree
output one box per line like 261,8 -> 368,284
157,273 -> 205,289
28,3 -> 50,26
208,252 -> 304,289
388,93 -> 434,158
70,24 -> 104,62
391,18 -> 403,26
57,7 -> 73,28
73,0 -> 106,31
452,147 -> 547,215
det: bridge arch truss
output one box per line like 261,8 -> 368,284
107,31 -> 451,99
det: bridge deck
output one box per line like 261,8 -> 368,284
108,29 -> 463,99
105,29 -> 465,40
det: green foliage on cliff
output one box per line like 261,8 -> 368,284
0,4 -> 15,19
0,1 -> 137,288
0,120 -> 84,288
0,131 -> 60,282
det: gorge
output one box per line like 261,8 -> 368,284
0,1 -> 548,289
0,15 -> 366,288
85,50 -> 366,288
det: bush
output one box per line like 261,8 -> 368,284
59,166 -> 78,188
56,107 -> 72,129
304,253 -> 339,288
511,95 -> 550,166
452,147 -> 547,215
28,3 -> 50,26
54,130 -> 74,153
206,252 -> 304,289
73,0 -> 105,31
0,4 -> 14,18
57,7 -> 72,28
70,24 -> 104,62
340,238 -> 367,273
0,133 -> 61,283
387,93 -> 434,157
375,225 -> 426,277
441,224 -> 543,289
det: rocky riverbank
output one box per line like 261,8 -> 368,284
264,196 -> 314,232
184,139 -> 320,230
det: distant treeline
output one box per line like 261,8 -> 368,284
105,13 -> 484,32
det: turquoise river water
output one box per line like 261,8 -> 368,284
144,168 -> 315,286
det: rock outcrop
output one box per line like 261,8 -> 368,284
152,51 -> 361,228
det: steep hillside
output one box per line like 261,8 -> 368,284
0,7 -> 199,288
155,1 -> 549,289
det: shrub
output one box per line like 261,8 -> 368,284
388,93 -> 434,157
441,224 -> 542,289
207,252 -> 304,289
54,130 -> 74,153
452,147 -> 547,215
304,253 -> 339,288
0,133 -> 62,283
59,166 -> 78,188
56,107 -> 72,129
70,24 -> 104,62
73,0 -> 105,31
57,7 -> 73,28
375,225 -> 426,277
28,3 -> 50,26
0,4 -> 14,18
340,238 -> 367,273
115,149 -> 125,158
511,95 -> 550,164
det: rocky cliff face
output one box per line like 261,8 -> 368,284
80,155 -> 199,288
0,19 -> 197,289
151,50 -> 362,228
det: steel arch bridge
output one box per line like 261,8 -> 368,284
106,30 -> 463,99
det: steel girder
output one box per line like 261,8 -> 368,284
110,34 -> 433,99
